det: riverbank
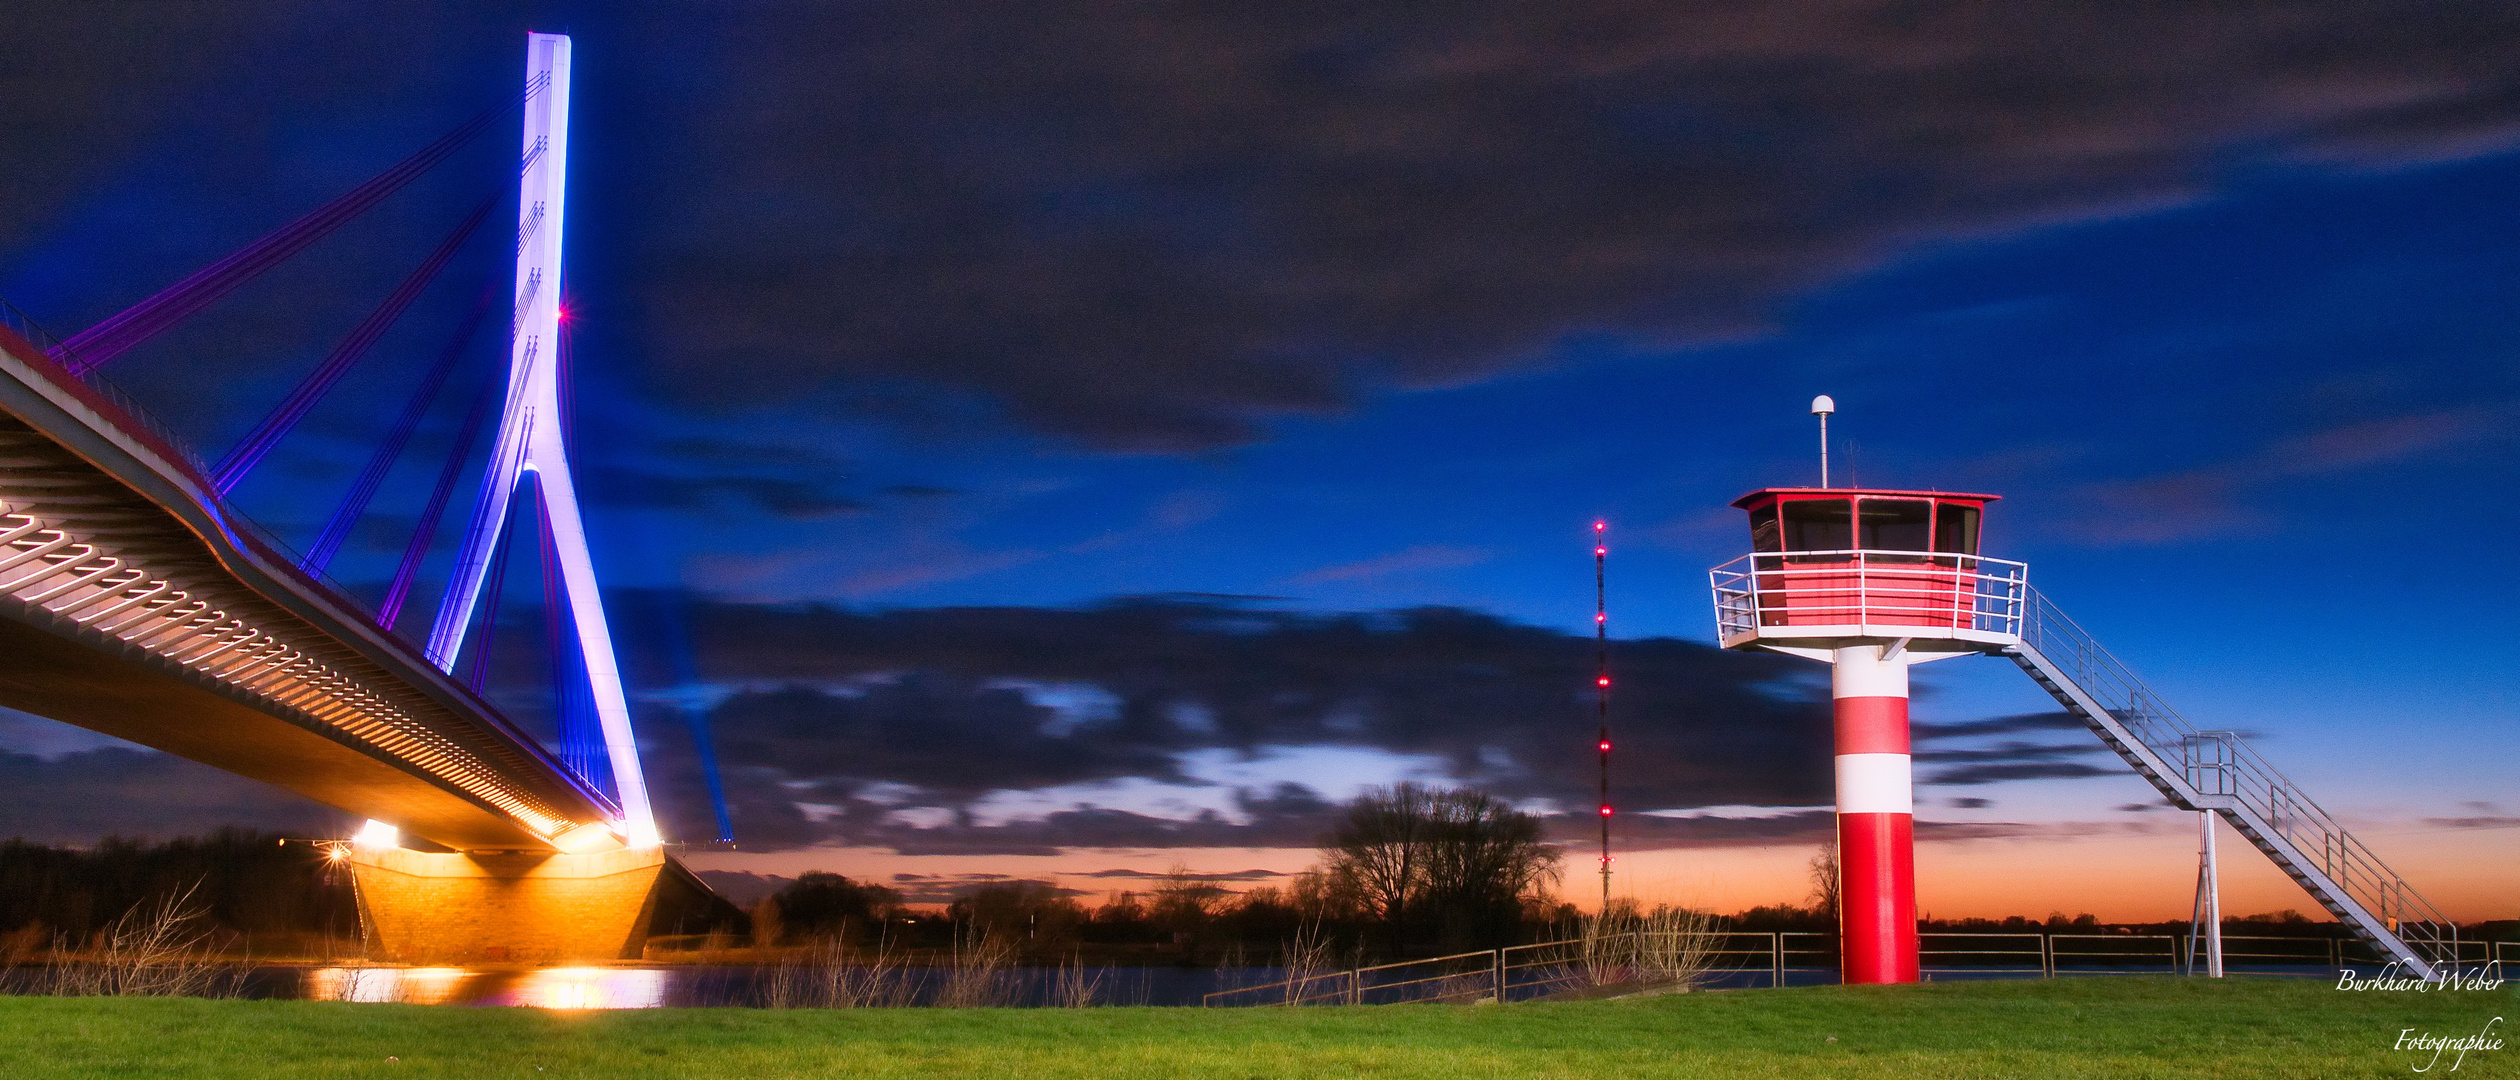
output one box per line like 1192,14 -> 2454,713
5,976 -> 2508,1078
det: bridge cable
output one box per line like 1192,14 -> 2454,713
462,482 -> 525,694
54,80 -> 541,375
210,194 -> 500,494
376,375 -> 501,631
536,497 -> 612,796
299,282 -> 498,576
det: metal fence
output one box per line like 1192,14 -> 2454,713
1200,929 -> 2468,1005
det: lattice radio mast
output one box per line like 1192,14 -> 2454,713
1594,520 -> 1613,912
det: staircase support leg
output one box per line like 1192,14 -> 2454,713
2198,811 -> 2224,978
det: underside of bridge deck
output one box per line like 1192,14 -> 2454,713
0,326 -> 619,852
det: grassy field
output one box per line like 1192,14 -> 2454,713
0,977 -> 2509,1078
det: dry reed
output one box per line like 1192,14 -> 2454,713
1579,905 -> 1718,993
757,937 -> 915,1008
40,883 -> 241,998
932,927 -> 1018,1007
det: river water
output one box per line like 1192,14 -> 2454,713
203,960 -> 2344,1009
239,965 -> 1282,1008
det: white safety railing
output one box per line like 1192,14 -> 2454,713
1709,550 -> 2027,641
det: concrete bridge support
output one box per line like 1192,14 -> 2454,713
346,845 -> 722,964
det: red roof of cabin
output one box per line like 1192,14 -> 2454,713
1730,487 -> 2002,509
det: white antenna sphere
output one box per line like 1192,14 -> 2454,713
1810,394 -> 1836,416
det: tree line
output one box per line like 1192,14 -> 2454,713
0,828 -> 357,958
748,782 -> 1574,961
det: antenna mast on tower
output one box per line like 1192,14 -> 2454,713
1594,521 -> 1613,913
1812,395 -> 1836,488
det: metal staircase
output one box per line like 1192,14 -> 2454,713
2009,586 -> 2458,978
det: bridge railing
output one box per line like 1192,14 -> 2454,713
0,294 -> 377,613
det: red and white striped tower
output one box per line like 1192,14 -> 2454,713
1707,396 -> 2009,986
1831,643 -> 1916,983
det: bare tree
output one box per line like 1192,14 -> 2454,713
1419,789 -> 1560,948
1322,783 -> 1441,942
1321,783 -> 1560,951
1807,839 -> 1840,923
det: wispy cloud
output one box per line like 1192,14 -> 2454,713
2042,402 -> 2519,546
1286,545 -> 1491,586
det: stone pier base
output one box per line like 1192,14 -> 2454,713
347,846 -> 720,964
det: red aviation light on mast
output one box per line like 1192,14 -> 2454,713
1592,519 -> 1613,911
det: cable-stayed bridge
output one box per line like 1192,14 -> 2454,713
0,33 -> 720,962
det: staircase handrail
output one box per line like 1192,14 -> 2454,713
2017,587 -> 2455,940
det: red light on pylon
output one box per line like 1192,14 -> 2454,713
1595,546 -> 1606,556
1598,741 -> 1611,752
1599,806 -> 1614,816
1597,676 -> 1610,687
1594,521 -> 1605,532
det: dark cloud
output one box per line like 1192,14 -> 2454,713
1948,797 -> 1994,809
886,875 -> 1089,904
0,748 -> 344,846
1915,726 -> 2117,788
10,3 -> 2520,449
582,432 -> 865,519
1914,712 -> 2083,740
1078,868 -> 1287,882
585,465 -> 868,519
1610,810 -> 1836,848
2420,815 -> 2520,831
604,594 -> 1836,851
0,589 -> 2158,853
1922,761 -> 2120,787
636,0 -> 2520,448
1916,741 -> 2107,765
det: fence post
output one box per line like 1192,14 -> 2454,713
1772,933 -> 1783,989
1348,968 -> 1359,1006
2042,934 -> 2053,979
1494,949 -> 1506,1005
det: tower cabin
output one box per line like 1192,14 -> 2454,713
1720,488 -> 2009,651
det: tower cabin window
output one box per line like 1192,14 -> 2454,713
1859,499 -> 1932,562
1780,498 -> 1853,562
1750,506 -> 1780,552
1935,503 -> 1980,555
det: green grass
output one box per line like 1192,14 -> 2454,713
1,977 -> 2511,1078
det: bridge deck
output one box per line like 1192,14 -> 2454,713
0,326 -> 618,852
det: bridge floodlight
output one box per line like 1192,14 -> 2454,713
355,819 -> 401,850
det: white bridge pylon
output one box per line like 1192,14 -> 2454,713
424,32 -> 658,849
